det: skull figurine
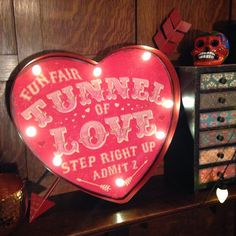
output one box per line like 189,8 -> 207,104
191,32 -> 229,66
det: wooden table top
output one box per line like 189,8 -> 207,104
13,175 -> 236,236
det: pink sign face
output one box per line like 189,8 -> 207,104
11,46 -> 180,203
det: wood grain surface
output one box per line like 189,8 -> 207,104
13,0 -> 43,61
0,0 -> 235,195
0,55 -> 18,81
0,0 -> 16,54
13,175 -> 236,236
40,0 -> 135,58
14,0 -> 135,61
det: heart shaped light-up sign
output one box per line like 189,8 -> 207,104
11,46 -> 180,203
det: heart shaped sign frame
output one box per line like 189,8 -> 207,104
11,46 -> 180,203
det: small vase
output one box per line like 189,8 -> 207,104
0,173 -> 27,235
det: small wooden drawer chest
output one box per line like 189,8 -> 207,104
165,65 -> 236,191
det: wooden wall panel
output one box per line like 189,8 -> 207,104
0,0 -> 17,54
0,55 -> 18,81
40,0 -> 135,58
13,0 -> 43,61
137,0 -> 231,64
14,0 -> 135,61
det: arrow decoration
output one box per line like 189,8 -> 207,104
125,160 -> 148,186
29,177 -> 61,223
76,178 -> 111,192
154,8 -> 191,56
29,193 -> 56,223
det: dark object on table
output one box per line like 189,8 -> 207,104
0,173 -> 27,235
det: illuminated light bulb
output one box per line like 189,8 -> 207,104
115,178 -> 125,187
182,96 -> 195,109
32,65 -> 42,76
142,51 -> 152,61
52,154 -> 63,167
116,213 -> 124,224
16,190 -> 22,199
25,126 -> 37,137
162,99 -> 174,108
93,67 -> 102,77
156,131 -> 166,140
216,187 -> 228,203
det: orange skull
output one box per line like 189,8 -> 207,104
191,32 -> 229,66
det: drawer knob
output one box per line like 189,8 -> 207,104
218,97 -> 226,104
217,116 -> 225,122
217,152 -> 224,159
219,77 -> 227,84
216,135 -> 224,141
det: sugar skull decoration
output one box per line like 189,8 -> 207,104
192,32 -> 229,66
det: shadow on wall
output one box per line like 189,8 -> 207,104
177,29 -> 204,66
218,20 -> 236,64
212,21 -> 232,64
94,42 -> 137,61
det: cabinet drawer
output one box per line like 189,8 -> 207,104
200,91 -> 236,109
200,110 -> 236,129
200,72 -> 236,90
199,163 -> 236,184
199,146 -> 236,165
199,128 -> 236,148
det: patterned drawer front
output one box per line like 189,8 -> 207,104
200,91 -> 236,109
200,110 -> 236,129
199,146 -> 236,165
200,72 -> 236,90
199,128 -> 236,148
199,163 -> 236,184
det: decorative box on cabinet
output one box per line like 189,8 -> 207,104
165,65 -> 236,192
